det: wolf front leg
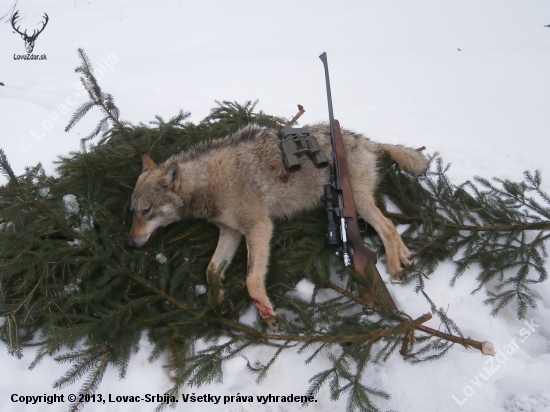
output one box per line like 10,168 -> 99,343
207,223 -> 243,313
244,217 -> 280,331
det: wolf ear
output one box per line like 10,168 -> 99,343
142,154 -> 157,172
158,163 -> 180,192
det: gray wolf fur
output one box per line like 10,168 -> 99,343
127,124 -> 428,330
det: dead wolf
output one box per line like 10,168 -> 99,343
127,124 -> 428,330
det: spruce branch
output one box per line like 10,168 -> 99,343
0,149 -> 19,183
377,154 -> 550,318
2,316 -> 22,358
201,100 -> 286,137
0,150 -> 77,239
383,211 -> 550,233
65,100 -> 95,133
65,48 -> 143,156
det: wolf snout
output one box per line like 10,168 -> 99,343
126,238 -> 138,248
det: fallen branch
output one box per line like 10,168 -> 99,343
326,281 -> 494,355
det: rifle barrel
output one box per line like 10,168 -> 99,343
319,52 -> 339,188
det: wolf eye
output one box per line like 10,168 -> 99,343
142,207 -> 151,215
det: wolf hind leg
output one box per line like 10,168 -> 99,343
207,223 -> 243,312
354,190 -> 413,279
379,144 -> 428,175
244,217 -> 279,330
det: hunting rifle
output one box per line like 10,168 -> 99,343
318,53 -> 495,356
319,52 -> 397,311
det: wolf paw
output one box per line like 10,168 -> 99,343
264,316 -> 280,331
399,270 -> 410,281
391,269 -> 405,281
387,257 -> 412,281
388,253 -> 415,281
399,249 -> 414,267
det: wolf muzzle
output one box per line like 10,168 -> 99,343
126,238 -> 138,248
126,227 -> 161,248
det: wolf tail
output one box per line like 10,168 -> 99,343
374,142 -> 428,175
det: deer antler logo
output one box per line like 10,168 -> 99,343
11,11 -> 49,54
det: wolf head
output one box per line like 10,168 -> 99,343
126,155 -> 184,248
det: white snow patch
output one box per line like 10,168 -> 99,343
64,283 -> 80,295
504,392 -> 550,411
67,239 -> 82,246
0,222 -> 13,230
100,118 -> 109,131
155,253 -> 167,264
293,279 -> 315,301
63,194 -> 79,216
73,216 -> 94,233
38,187 -> 50,197
239,304 -> 259,326
195,285 -> 207,295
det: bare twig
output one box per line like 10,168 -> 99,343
415,324 -> 494,354
0,1 -> 18,23
400,330 -> 414,356
287,105 -> 305,126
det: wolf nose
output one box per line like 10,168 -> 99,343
126,238 -> 137,248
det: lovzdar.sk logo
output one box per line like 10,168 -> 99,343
12,10 -> 49,60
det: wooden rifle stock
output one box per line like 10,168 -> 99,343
332,119 -> 398,311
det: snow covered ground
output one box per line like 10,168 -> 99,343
1,1 -> 550,411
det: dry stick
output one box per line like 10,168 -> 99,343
414,324 -> 493,353
326,281 -> 494,355
400,330 -> 415,357
287,105 -> 305,126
